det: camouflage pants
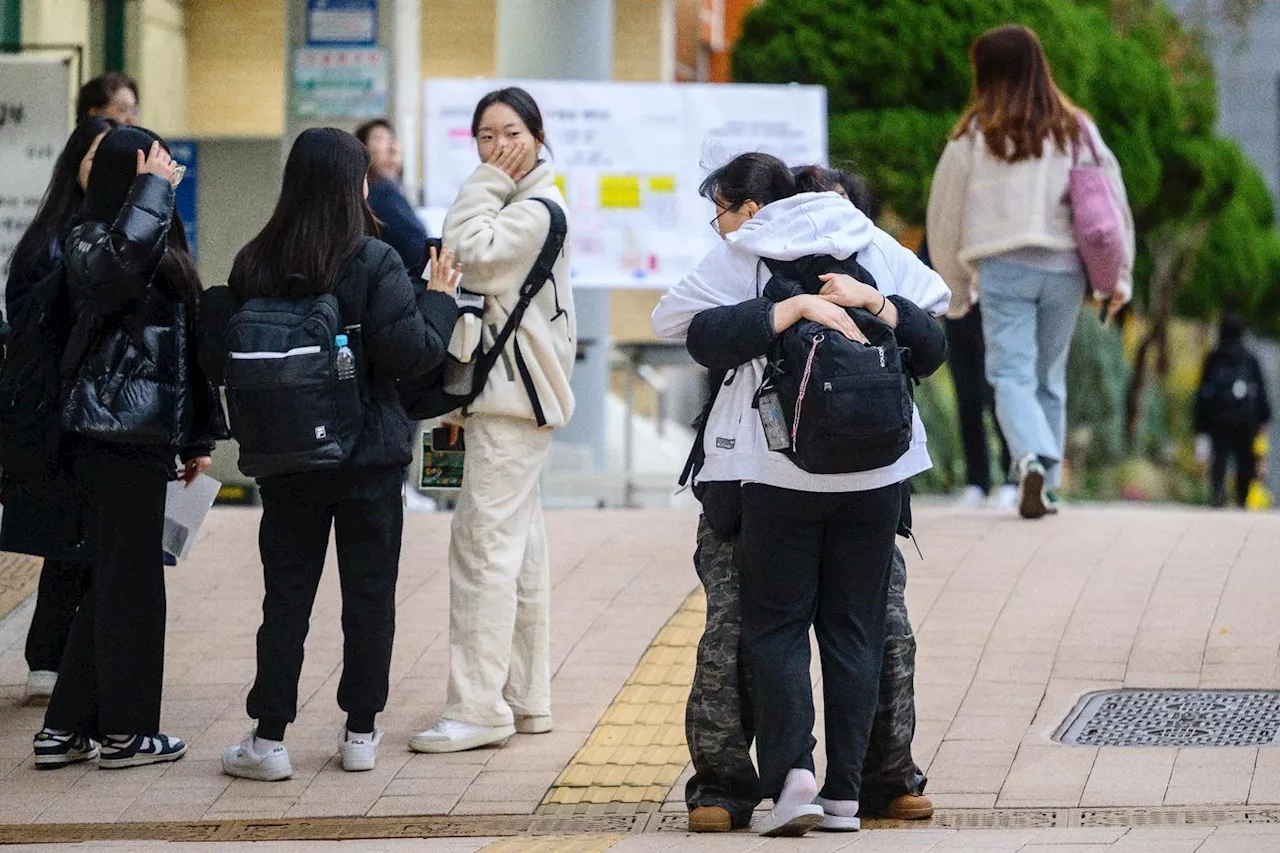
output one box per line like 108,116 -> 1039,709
684,516 -> 926,821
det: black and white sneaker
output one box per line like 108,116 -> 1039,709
33,729 -> 99,769
100,733 -> 187,769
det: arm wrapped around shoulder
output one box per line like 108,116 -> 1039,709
686,298 -> 776,370
889,295 -> 947,379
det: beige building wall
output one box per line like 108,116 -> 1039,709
186,0 -> 285,137
129,0 -> 187,134
420,0 -> 496,79
19,0 -> 93,80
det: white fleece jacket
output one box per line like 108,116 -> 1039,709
652,192 -> 951,493
443,161 -> 575,428
926,117 -> 1136,319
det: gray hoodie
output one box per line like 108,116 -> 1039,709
652,192 -> 950,493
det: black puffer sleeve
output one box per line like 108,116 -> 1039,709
687,298 -> 776,370
196,284 -> 237,388
889,295 -> 947,379
364,242 -> 458,380
64,174 -> 173,314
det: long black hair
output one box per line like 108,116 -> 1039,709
791,165 -> 882,223
82,126 -> 202,314
470,86 -> 550,151
7,117 -> 114,287
698,152 -> 796,210
231,128 -> 379,300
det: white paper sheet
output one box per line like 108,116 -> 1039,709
163,474 -> 221,561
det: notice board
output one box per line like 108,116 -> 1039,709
0,57 -> 72,304
424,80 -> 827,289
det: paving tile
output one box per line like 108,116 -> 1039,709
1080,748 -> 1176,807
1164,748 -> 1257,805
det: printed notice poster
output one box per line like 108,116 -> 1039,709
0,58 -> 72,305
293,48 -> 387,119
424,79 -> 826,289
307,0 -> 378,46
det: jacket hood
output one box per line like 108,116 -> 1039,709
726,192 -> 874,262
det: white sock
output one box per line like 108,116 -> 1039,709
346,730 -> 374,742
819,797 -> 860,817
253,736 -> 283,753
775,768 -> 818,812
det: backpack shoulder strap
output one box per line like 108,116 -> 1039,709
679,368 -> 729,489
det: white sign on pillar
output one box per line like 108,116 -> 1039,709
0,58 -> 72,302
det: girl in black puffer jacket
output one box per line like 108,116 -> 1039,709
205,128 -> 459,781
35,127 -> 225,771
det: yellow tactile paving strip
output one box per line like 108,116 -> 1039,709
539,589 -> 706,814
482,835 -> 624,852
0,551 -> 40,623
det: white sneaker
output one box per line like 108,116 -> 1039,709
515,715 -> 553,735
758,769 -> 824,837
409,719 -> 515,754
26,670 -> 57,700
953,485 -> 988,509
338,727 -> 381,772
814,796 -> 861,832
990,483 -> 1019,510
404,485 -> 439,513
222,732 -> 293,781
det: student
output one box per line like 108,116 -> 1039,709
1,117 -> 113,700
411,87 -> 575,754
76,73 -> 139,126
34,127 -> 224,769
653,153 -> 949,836
926,24 -> 1135,518
1195,314 -> 1272,508
212,128 -> 460,780
356,118 -> 429,274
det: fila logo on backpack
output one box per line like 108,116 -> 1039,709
223,293 -> 363,478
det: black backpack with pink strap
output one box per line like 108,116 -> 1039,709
755,253 -> 914,475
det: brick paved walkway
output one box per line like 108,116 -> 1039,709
1,504 -> 1279,851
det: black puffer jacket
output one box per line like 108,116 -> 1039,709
203,236 -> 458,471
61,174 -> 226,461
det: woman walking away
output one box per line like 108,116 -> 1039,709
212,128 -> 460,781
411,87 -> 575,754
2,117 -> 113,700
356,118 -> 429,273
35,127 -> 225,769
926,24 -> 1134,518
653,153 -> 949,836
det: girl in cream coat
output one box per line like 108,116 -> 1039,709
411,88 -> 575,754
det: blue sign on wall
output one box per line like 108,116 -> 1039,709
307,0 -> 378,46
168,140 -> 198,262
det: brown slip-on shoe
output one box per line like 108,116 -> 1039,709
688,806 -> 733,832
876,794 -> 934,820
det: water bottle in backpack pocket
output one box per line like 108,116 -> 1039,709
223,293 -> 364,478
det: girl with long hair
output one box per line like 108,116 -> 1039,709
34,127 -> 224,770
410,87 -> 576,755
215,128 -> 459,780
653,153 -> 949,836
927,24 -> 1135,518
2,116 -> 113,701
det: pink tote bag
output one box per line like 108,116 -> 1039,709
1069,122 -> 1127,297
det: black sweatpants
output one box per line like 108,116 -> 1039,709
739,482 -> 902,802
1210,429 -> 1259,508
45,446 -> 169,736
945,305 -> 1011,491
25,558 -> 91,673
247,465 -> 404,740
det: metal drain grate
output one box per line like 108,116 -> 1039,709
1056,689 -> 1280,747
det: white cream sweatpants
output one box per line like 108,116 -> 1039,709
444,414 -> 553,727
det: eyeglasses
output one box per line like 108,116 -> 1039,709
709,205 -> 736,235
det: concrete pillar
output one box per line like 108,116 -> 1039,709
495,0 -> 615,477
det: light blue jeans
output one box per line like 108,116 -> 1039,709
978,258 -> 1087,489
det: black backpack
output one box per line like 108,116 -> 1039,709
399,197 -> 567,426
223,293 -> 364,478
0,266 -> 74,477
1200,349 -> 1262,431
756,254 -> 914,475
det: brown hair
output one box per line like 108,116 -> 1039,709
953,25 -> 1082,163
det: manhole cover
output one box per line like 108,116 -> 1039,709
1056,689 -> 1280,747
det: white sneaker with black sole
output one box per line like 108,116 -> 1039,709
338,728 -> 381,772
1016,454 -> 1049,520
222,732 -> 293,781
33,729 -> 99,769
99,733 -> 187,769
